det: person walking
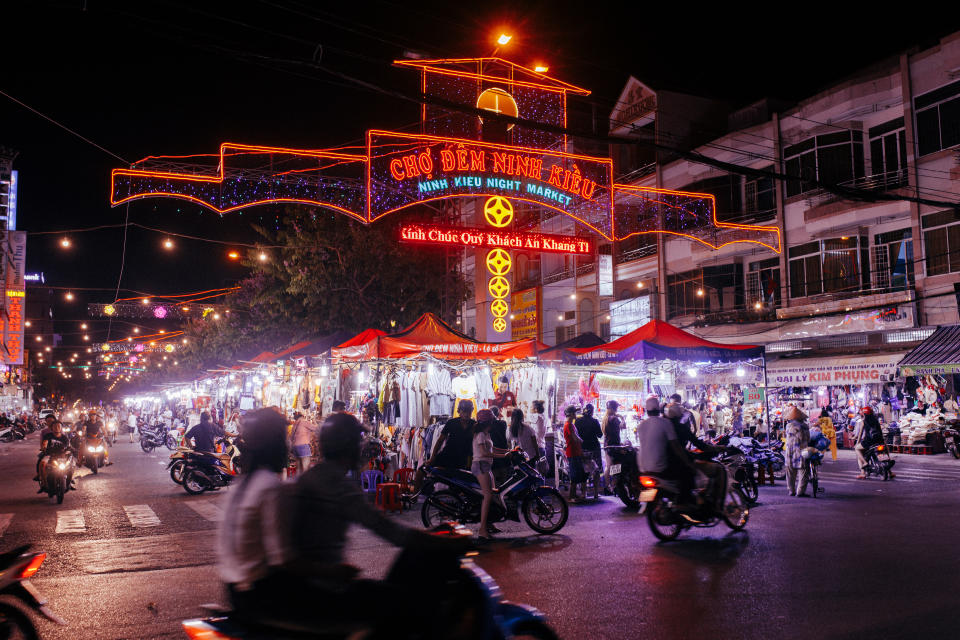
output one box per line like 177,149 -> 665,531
818,409 -> 837,461
509,408 -> 538,462
562,406 -> 585,502
784,406 -> 811,497
289,412 -> 318,474
472,410 -> 507,540
489,406 -> 510,484
575,404 -> 603,500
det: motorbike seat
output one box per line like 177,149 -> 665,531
433,467 -> 481,490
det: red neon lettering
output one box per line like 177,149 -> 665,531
417,152 -> 434,175
504,154 -> 514,175
547,165 -> 563,187
569,167 -> 582,193
514,156 -> 529,177
470,150 -> 485,171
528,158 -> 543,179
440,150 -> 456,171
492,152 -> 508,174
581,179 -> 596,200
402,155 -> 420,178
389,159 -> 404,180
456,148 -> 469,171
561,168 -> 572,191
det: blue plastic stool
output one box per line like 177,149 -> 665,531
360,469 -> 384,494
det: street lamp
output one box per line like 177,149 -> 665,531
65,292 -> 74,301
497,34 -> 512,46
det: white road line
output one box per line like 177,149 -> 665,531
55,509 -> 86,534
0,514 -> 12,537
185,501 -> 223,522
123,504 -> 161,527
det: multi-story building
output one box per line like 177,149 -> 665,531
462,30 -> 960,379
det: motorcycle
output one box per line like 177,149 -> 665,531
181,450 -> 236,495
604,444 -> 642,509
139,424 -> 168,453
713,448 -> 759,505
0,422 -> 25,443
169,437 -> 242,485
180,523 -> 557,640
0,545 -> 65,637
105,419 -> 118,446
639,463 -> 749,541
81,435 -> 107,474
420,449 -> 569,535
863,443 -> 896,480
41,450 -> 75,504
943,425 -> 960,459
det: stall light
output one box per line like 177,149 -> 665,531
34,336 -> 41,342
319,367 -> 328,378
44,347 -> 50,352
687,368 -> 698,378
637,281 -> 644,288
557,315 -> 563,321
133,328 -> 140,334
754,302 -> 762,310
83,335 -> 89,341
696,289 -> 704,297
819,388 -> 826,395
547,369 -> 556,384
358,370 -> 365,384
569,293 -> 576,300
736,368 -> 745,378
80,323 -> 87,330
258,252 -> 268,262
65,292 -> 74,301
60,237 -> 71,249
25,321 -> 31,328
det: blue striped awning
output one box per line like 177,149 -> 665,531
899,325 -> 960,376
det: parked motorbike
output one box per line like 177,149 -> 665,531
181,450 -> 236,495
140,424 -> 168,453
863,443 -> 896,480
943,424 -> 960,459
639,464 -> 749,541
82,435 -> 106,474
604,444 -> 641,509
0,422 -> 25,443
420,449 -> 568,535
41,450 -> 76,504
0,545 -> 65,637
169,437 -> 242,485
180,523 -> 557,640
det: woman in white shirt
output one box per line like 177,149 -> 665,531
472,410 -> 508,541
509,409 -> 539,462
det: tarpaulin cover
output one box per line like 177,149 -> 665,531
539,332 -> 605,361
279,332 -> 354,359
562,320 -> 763,365
332,313 -> 540,361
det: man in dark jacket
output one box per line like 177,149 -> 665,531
575,404 -> 603,500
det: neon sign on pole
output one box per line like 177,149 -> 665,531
399,224 -> 591,254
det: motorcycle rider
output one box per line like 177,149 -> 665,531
854,406 -> 886,479
601,400 -> 622,495
184,411 -> 222,453
37,421 -> 74,493
664,400 -> 731,509
33,414 -> 57,481
636,397 -> 699,504
81,410 -> 111,466
288,412 -> 463,632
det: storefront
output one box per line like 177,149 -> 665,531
765,352 -> 906,432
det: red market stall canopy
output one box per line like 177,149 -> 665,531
560,320 -> 763,365
332,313 -> 540,361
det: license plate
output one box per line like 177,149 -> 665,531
639,489 -> 657,502
608,464 -> 622,476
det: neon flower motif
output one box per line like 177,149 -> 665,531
164,344 -> 175,353
104,304 -> 116,316
134,343 -> 145,353
129,356 -> 138,364
153,306 -> 168,319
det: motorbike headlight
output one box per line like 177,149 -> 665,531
96,445 -> 104,452
57,462 -> 67,470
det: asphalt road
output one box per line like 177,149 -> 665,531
2,433 -> 960,639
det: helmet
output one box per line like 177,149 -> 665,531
319,413 -> 367,462
664,403 -> 684,419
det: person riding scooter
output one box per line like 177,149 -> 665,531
81,410 -> 110,467
37,421 -> 75,493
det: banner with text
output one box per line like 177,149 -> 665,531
511,287 -> 540,341
766,353 -> 906,387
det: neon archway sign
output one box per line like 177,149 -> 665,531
110,57 -> 780,252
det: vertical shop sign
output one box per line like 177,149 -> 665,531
0,232 -> 26,365
511,287 -> 540,340
597,253 -> 613,297
609,295 -> 650,338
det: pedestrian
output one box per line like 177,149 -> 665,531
472,409 -> 508,540
509,408 -> 539,463
818,409 -> 837,461
784,406 -> 811,497
601,400 -> 621,495
414,399 -> 475,491
127,410 -> 138,443
289,412 -> 318,474
562,405 -> 585,502
575,403 -> 603,500
531,400 -> 548,474
489,406 -> 511,484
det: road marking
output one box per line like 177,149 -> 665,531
123,504 -> 161,527
185,501 -> 223,522
0,513 -> 12,537
56,509 -> 86,533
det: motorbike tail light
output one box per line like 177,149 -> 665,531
19,553 -> 45,579
639,476 -> 658,488
876,445 -> 885,452
182,620 -> 229,639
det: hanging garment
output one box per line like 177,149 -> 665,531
475,370 -> 495,411
453,375 -> 478,417
426,367 -> 454,416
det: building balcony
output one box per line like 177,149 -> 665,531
615,244 -> 657,265
779,287 -> 914,319
802,169 -> 909,209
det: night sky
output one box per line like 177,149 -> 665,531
2,0 -> 955,375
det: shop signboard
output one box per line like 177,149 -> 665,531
597,253 -> 613,297
900,363 -> 960,376
609,295 -> 650,338
0,231 -> 26,366
746,387 -> 765,404
510,287 -> 540,341
767,353 -> 905,387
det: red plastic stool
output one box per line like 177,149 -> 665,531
377,482 -> 402,513
393,468 -> 416,495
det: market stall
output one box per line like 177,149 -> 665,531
766,352 -> 907,437
332,313 -> 552,470
548,320 -> 765,442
